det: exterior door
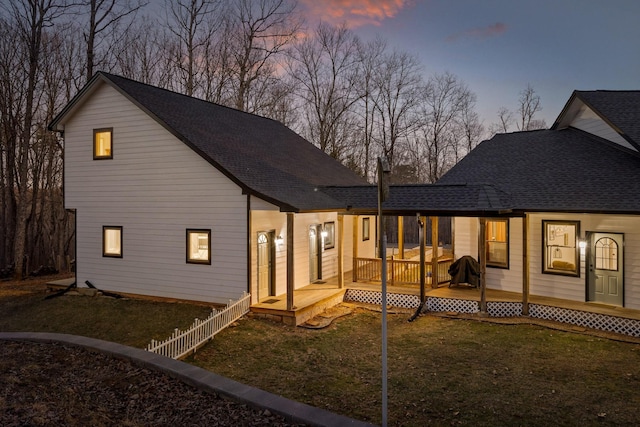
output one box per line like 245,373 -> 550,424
257,232 -> 274,301
588,232 -> 623,306
309,225 -> 321,282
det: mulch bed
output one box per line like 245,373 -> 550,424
0,340 -> 303,427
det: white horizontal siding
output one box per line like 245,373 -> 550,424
570,105 -> 636,150
453,217 -> 523,293
453,217 -> 476,257
578,214 -> 640,310
528,213 -> 640,308
64,82 -> 247,304
249,211 -> 362,303
486,218 -> 523,293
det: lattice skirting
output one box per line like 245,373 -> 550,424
343,291 -> 640,337
529,304 -> 640,337
425,297 -> 640,337
344,289 -> 420,309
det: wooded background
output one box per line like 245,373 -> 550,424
0,0 -> 545,279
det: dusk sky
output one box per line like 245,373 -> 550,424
298,0 -> 640,128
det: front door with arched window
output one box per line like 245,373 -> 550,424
588,232 -> 624,306
257,231 -> 275,301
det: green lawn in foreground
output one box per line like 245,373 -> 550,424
187,309 -> 640,426
0,280 -> 213,348
3,278 -> 640,426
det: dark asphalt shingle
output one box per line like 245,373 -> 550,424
437,127 -> 640,213
96,73 -> 367,212
576,90 -> 640,148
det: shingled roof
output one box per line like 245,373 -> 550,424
553,90 -> 640,150
437,127 -> 640,214
50,72 -> 366,212
320,184 -> 513,216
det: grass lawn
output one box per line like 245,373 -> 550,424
3,276 -> 640,425
0,276 -> 213,348
187,308 -> 640,426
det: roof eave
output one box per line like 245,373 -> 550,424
48,73 -> 108,131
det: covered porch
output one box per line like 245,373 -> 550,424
251,274 -> 640,337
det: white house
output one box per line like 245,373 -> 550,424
51,74 -> 640,334
438,90 -> 640,312
49,72 -> 376,306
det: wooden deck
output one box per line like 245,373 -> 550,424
252,272 -> 640,325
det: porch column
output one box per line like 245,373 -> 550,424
352,215 -> 359,282
419,215 -> 427,301
286,212 -> 295,310
431,216 -> 439,288
522,214 -> 530,315
398,216 -> 405,259
478,217 -> 487,314
337,214 -> 344,289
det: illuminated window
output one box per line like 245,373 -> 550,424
486,219 -> 508,268
94,128 -> 113,159
323,222 -> 335,249
187,229 -> 211,264
362,218 -> 370,241
103,226 -> 122,257
595,237 -> 618,271
543,220 -> 579,276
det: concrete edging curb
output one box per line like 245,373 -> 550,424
0,332 -> 374,427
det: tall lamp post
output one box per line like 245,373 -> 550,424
377,157 -> 390,427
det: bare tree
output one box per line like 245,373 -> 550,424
227,0 -> 301,112
4,0 -> 72,279
517,83 -> 546,131
290,22 -> 362,160
164,0 -> 220,96
371,49 -> 423,173
420,72 -> 476,182
354,36 -> 386,181
456,98 -> 484,158
490,84 -> 546,135
490,106 -> 514,134
80,0 -> 146,82
112,18 -> 167,85
0,15 -> 23,269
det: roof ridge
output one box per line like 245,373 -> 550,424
97,71 -> 284,126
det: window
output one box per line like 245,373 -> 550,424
362,217 -> 370,241
323,222 -> 335,249
486,219 -> 509,268
187,229 -> 211,264
94,128 -> 113,159
595,237 -> 618,271
543,220 -> 579,276
103,226 -> 122,257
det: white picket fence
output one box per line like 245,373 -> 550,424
146,292 -> 251,359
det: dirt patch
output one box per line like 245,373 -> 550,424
0,340 -> 303,426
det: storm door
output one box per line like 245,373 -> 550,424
257,231 -> 275,301
309,225 -> 322,283
588,232 -> 623,306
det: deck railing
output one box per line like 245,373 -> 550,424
146,292 -> 250,360
353,257 -> 454,286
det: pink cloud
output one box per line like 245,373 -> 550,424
298,0 -> 413,28
447,22 -> 508,42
